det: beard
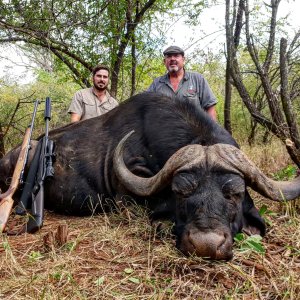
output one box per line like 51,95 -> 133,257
168,65 -> 179,73
94,81 -> 108,91
167,60 -> 182,73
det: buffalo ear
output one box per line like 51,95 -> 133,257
172,172 -> 198,196
242,190 -> 266,236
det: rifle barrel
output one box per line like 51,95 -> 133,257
20,99 -> 40,185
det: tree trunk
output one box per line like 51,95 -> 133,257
131,34 -> 137,97
110,0 -> 157,97
0,123 -> 5,159
280,37 -> 300,164
224,60 -> 232,134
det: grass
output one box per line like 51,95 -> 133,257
1,140 -> 300,299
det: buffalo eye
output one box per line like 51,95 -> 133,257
223,190 -> 244,201
223,189 -> 244,221
172,172 -> 198,196
221,177 -> 245,202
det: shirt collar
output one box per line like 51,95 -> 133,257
159,70 -> 188,83
92,88 -> 111,102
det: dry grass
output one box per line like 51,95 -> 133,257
241,139 -> 292,174
1,141 -> 300,300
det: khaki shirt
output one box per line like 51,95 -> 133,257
68,87 -> 119,120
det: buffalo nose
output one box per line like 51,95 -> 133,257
215,233 -> 233,260
180,230 -> 233,260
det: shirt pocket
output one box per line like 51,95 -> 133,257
101,101 -> 114,111
183,91 -> 198,105
82,99 -> 97,119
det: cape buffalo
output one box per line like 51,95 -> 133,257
1,92 -> 300,260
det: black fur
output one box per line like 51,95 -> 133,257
0,92 -> 265,258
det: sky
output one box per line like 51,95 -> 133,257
0,0 -> 299,84
168,0 -> 300,57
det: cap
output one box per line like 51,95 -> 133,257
163,45 -> 185,56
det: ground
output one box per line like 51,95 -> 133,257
0,200 -> 299,300
1,141 -> 300,299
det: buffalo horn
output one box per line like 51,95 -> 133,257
113,131 -> 206,196
210,143 -> 300,201
115,132 -> 300,201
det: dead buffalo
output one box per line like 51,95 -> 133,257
1,92 -> 299,260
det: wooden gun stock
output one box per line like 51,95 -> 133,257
0,127 -> 31,233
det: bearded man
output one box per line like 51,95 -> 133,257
68,64 -> 119,122
148,46 -> 217,121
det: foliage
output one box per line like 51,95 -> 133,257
272,164 -> 297,180
0,70 -> 79,153
0,0 -> 208,98
258,204 -> 276,226
234,233 -> 265,254
28,250 -> 43,262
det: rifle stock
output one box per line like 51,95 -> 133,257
0,127 -> 31,232
26,186 -> 44,233
26,137 -> 46,233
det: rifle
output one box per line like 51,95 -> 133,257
25,97 -> 55,233
0,100 -> 40,233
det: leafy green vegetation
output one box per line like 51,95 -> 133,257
28,250 -> 43,262
234,233 -> 265,254
272,165 -> 297,181
0,69 -> 79,153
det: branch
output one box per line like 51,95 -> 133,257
3,100 -> 21,137
280,37 -> 300,148
50,48 -> 91,87
262,0 -> 280,72
230,59 -> 278,132
2,92 -> 37,137
287,29 -> 300,60
0,20 -> 91,69
244,0 -> 286,128
0,35 -> 91,71
111,0 -> 158,95
233,0 -> 245,48
134,0 -> 157,25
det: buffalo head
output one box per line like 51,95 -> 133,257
114,131 -> 300,260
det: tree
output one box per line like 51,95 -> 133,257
0,90 -> 34,158
0,68 -> 79,155
225,0 -> 300,165
0,0 -> 188,98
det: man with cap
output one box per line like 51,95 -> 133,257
148,46 -> 217,121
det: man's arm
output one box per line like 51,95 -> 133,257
68,91 -> 83,122
197,74 -> 218,121
205,105 -> 217,121
70,113 -> 81,123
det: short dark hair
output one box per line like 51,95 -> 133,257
92,64 -> 110,76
